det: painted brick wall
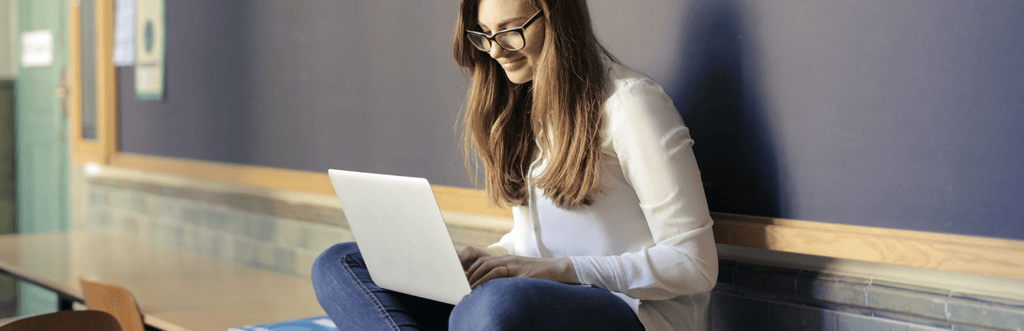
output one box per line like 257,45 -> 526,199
77,169 -> 508,278
711,260 -> 1024,330
72,165 -> 1024,331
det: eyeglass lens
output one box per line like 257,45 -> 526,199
468,31 -> 525,52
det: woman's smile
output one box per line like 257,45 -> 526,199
501,57 -> 527,70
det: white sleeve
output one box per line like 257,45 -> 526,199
569,80 -> 719,300
485,231 -> 514,256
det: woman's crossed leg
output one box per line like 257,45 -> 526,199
311,242 -> 644,331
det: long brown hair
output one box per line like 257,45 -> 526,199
453,0 -> 616,209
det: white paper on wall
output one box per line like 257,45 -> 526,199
114,0 -> 136,66
21,29 -> 53,68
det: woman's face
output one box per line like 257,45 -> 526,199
476,0 -> 545,84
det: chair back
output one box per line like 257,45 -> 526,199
0,310 -> 122,331
79,279 -> 145,331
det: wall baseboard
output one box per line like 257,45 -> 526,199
712,213 -> 1024,280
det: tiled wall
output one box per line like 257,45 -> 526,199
75,167 -> 510,279
73,165 -> 1024,331
710,260 -> 1024,331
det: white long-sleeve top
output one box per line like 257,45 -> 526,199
487,61 -> 719,331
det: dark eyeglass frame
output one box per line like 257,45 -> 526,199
465,10 -> 544,52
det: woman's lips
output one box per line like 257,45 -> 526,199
501,57 -> 526,69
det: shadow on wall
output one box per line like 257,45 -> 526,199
670,0 -> 783,218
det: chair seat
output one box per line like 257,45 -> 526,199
0,310 -> 122,331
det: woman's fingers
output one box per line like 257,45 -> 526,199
458,246 -> 495,271
465,254 -> 494,278
467,256 -> 517,285
456,246 -> 480,269
466,257 -> 496,283
470,264 -> 513,289
465,256 -> 574,287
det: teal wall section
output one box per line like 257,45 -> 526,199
13,0 -> 68,318
16,0 -> 69,235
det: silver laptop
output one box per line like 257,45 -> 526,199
327,169 -> 473,305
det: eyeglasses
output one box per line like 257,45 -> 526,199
465,10 -> 544,52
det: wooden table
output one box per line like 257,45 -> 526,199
0,230 -> 326,331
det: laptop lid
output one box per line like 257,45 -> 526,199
327,169 -> 472,305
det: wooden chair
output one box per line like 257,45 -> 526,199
79,279 -> 145,331
0,310 -> 122,331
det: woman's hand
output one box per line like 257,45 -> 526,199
455,246 -> 492,270
465,255 -> 579,289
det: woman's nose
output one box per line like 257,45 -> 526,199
487,42 -> 508,59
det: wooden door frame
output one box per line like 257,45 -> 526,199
69,0 -> 115,165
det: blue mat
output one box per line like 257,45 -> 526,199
228,316 -> 337,331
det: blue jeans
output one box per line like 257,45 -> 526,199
311,242 -> 645,331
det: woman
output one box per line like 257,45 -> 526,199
311,0 -> 718,330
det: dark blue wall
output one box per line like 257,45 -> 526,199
594,1 -> 1024,240
119,1 -> 468,184
119,1 -> 1024,240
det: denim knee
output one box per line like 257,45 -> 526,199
449,278 -> 546,331
311,242 -> 359,281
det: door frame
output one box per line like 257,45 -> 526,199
69,0 -> 117,165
